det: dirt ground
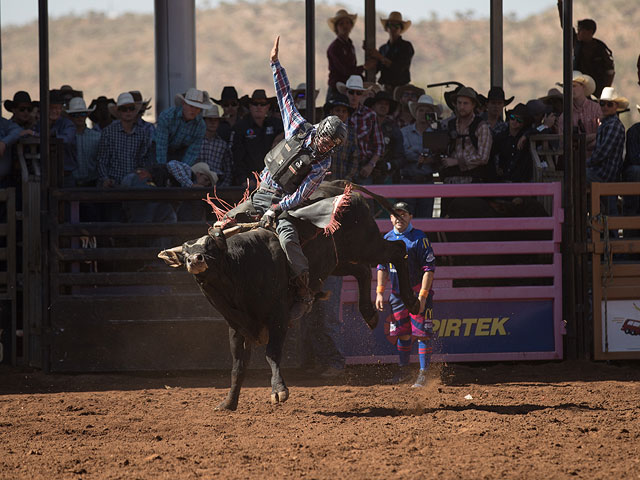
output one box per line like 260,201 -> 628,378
1,360 -> 639,480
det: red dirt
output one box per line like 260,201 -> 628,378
1,361 -> 639,479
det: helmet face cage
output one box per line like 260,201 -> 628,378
314,116 -> 348,154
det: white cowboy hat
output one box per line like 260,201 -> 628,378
336,75 -> 369,94
190,162 -> 218,187
408,94 -> 443,118
327,9 -> 357,33
599,87 -> 629,111
637,104 -> 640,115
107,92 -> 140,117
380,11 -> 411,34
568,71 -> 596,97
175,88 -> 214,110
65,97 -> 96,114
202,104 -> 223,119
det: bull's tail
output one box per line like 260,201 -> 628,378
348,183 -> 404,217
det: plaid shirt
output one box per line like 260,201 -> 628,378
97,120 -> 152,183
349,103 -> 384,164
588,114 -> 625,182
138,118 -> 156,138
199,134 -> 233,187
73,128 -> 101,183
166,160 -> 194,187
259,60 -> 329,212
153,106 -> 206,166
325,124 -> 359,181
451,116 -> 492,172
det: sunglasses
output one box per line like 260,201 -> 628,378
599,100 -> 616,107
509,114 -> 524,123
118,105 -> 136,112
16,106 -> 33,113
69,112 -> 88,118
386,22 -> 403,29
347,89 -> 363,96
222,101 -> 238,107
250,101 -> 269,107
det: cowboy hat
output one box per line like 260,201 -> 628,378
540,87 -> 563,102
239,89 -> 276,108
202,104 -> 223,119
129,90 -> 152,111
525,99 -> 552,118
327,9 -> 357,33
213,86 -> 240,106
323,93 -> 354,116
4,91 -> 34,113
408,94 -> 443,119
637,104 -> 640,115
191,162 -> 218,187
557,71 -> 596,97
380,11 -> 411,33
507,103 -> 533,126
364,90 -> 398,115
336,75 -> 369,94
393,84 -> 425,103
486,86 -> 514,106
443,84 -> 464,111
65,97 -> 96,114
599,87 -> 629,111
291,83 -> 320,102
108,92 -> 141,118
453,86 -> 480,106
175,88 -> 214,110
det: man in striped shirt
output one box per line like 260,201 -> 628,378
253,36 -> 347,322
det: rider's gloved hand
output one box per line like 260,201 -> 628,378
260,207 -> 279,229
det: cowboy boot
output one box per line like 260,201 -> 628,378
289,271 -> 314,324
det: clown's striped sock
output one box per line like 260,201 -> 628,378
418,338 -> 432,371
397,338 -> 412,366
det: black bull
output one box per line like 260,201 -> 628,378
158,182 -> 420,410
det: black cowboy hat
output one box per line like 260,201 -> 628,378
239,89 -> 276,108
323,93 -> 354,116
213,86 -> 240,106
486,86 -> 514,106
506,103 -> 533,126
4,91 -> 34,113
364,90 -> 398,115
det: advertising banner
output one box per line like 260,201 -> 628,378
340,299 -> 555,361
600,300 -> 640,353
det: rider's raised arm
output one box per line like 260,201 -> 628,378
270,36 -> 306,139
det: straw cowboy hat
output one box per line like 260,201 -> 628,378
336,75 -> 369,94
327,9 -> 357,33
4,91 -> 35,113
202,104 -> 223,119
65,97 -> 96,114
108,92 -> 140,117
556,71 -> 596,98
452,86 -> 480,106
637,104 -> 640,115
599,87 -> 629,112
175,88 -> 214,110
191,162 -> 218,187
380,12 -> 411,33
408,94 -> 443,118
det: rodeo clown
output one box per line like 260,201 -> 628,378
375,201 -> 436,387
253,36 -> 348,323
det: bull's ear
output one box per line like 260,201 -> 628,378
158,246 -> 184,268
208,227 -> 228,253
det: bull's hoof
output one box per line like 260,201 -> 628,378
270,389 -> 289,405
214,399 -> 238,411
365,312 -> 379,330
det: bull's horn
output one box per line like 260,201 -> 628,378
222,225 -> 242,238
158,246 -> 184,267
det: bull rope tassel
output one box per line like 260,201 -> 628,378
204,176 -> 258,224
324,182 -> 353,236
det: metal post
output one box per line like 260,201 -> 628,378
363,0 -> 376,82
489,0 -> 503,88
305,0 -> 316,124
154,0 -> 196,116
561,0 -> 576,358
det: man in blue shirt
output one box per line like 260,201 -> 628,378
376,201 -> 436,387
153,88 -> 212,166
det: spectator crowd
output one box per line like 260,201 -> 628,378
0,7 -> 638,223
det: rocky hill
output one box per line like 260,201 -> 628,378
2,0 -> 638,123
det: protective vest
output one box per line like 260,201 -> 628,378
447,115 -> 483,151
264,122 -> 315,194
